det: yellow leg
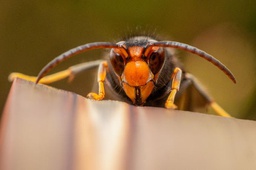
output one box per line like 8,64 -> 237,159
165,67 -> 182,109
210,102 -> 232,117
8,60 -> 103,84
87,61 -> 108,100
9,70 -> 71,84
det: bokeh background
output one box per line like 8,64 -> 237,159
1,0 -> 256,119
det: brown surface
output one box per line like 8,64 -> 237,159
1,78 -> 256,170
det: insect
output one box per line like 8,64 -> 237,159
9,36 -> 236,117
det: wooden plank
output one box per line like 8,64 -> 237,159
1,78 -> 256,170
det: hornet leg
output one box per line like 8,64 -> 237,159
87,61 -> 108,100
8,60 -> 103,84
183,73 -> 231,117
165,67 -> 182,109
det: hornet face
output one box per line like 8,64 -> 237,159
109,37 -> 166,105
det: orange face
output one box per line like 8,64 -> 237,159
110,43 -> 165,105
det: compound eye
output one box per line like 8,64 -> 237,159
109,50 -> 125,76
148,48 -> 165,74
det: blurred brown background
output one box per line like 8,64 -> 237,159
1,0 -> 256,119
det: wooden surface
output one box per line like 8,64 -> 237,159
1,78 -> 256,170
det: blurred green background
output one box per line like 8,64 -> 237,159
1,0 -> 256,119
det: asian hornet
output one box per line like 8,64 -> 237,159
9,36 -> 236,117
